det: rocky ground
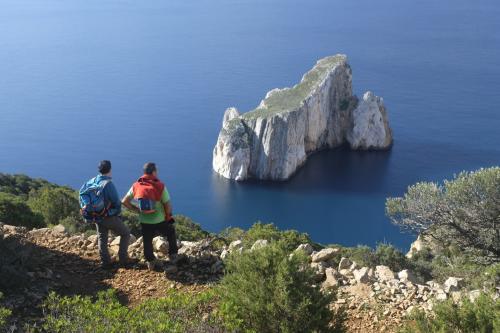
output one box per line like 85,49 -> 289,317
0,223 -> 492,333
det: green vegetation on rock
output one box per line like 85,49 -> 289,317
400,293 -> 500,333
242,55 -> 346,120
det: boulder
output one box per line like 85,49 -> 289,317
311,248 -> 338,263
353,267 -> 373,284
375,265 -> 395,282
295,243 -> 314,255
444,277 -> 464,293
251,239 -> 269,250
322,268 -> 340,289
228,240 -> 243,252
52,224 -> 66,234
153,236 -> 169,255
338,257 -> 352,270
310,262 -> 328,280
398,269 -> 418,284
28,228 -> 51,237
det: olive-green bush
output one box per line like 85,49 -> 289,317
41,289 -> 225,333
0,192 -> 44,228
28,186 -> 80,226
241,222 -> 313,251
400,293 -> 500,333
0,292 -> 11,330
218,241 -> 343,333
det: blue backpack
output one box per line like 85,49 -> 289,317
79,178 -> 111,223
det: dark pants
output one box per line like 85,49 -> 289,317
141,220 -> 178,262
96,216 -> 130,264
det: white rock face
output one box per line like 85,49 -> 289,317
346,91 -> 392,150
213,54 -> 393,181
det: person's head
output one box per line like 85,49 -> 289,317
98,160 -> 112,176
143,162 -> 157,176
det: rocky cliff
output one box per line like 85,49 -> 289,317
212,55 -> 393,181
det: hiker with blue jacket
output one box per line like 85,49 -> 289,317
79,160 -> 130,268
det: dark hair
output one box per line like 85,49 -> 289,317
98,160 -> 112,174
143,162 -> 157,175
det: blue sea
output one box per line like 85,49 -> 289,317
1,0 -> 499,249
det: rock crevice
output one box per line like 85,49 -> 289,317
213,54 -> 393,181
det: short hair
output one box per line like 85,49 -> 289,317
98,160 -> 112,174
143,162 -> 157,175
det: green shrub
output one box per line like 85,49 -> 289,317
0,292 -> 11,330
400,293 -> 500,333
218,226 -> 245,243
41,289 -> 225,333
0,192 -> 45,228
0,173 -> 52,197
28,187 -> 80,226
122,209 -> 141,236
374,243 -> 409,272
174,215 -> 210,241
338,244 -> 408,272
242,222 -> 312,251
218,241 -> 343,333
58,215 -> 93,235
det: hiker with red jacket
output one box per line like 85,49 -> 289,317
121,162 -> 178,271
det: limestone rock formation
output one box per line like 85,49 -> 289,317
213,54 -> 393,181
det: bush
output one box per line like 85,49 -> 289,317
41,289 -> 225,333
242,222 -> 312,251
218,241 -> 343,333
28,187 -> 80,226
0,192 -> 45,228
386,167 -> 500,261
58,215 -> 93,235
218,226 -> 245,243
0,173 -> 52,197
400,293 -> 500,333
174,215 -> 210,241
122,209 -> 141,236
0,292 -> 11,330
338,244 -> 409,273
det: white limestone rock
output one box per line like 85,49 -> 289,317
353,267 -> 373,284
398,269 -> 419,284
212,54 -> 393,181
375,265 -> 395,282
295,243 -> 314,255
346,91 -> 392,150
444,277 -> 464,293
311,248 -> 338,263
251,239 -> 269,251
323,267 -> 340,289
338,257 -> 352,270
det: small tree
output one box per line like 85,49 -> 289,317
0,192 -> 44,228
28,187 -> 80,226
218,241 -> 342,333
386,167 -> 500,261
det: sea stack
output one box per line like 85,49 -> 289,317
212,54 -> 393,181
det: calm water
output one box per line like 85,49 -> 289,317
1,0 -> 499,249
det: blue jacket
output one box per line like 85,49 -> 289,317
94,175 -> 121,216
